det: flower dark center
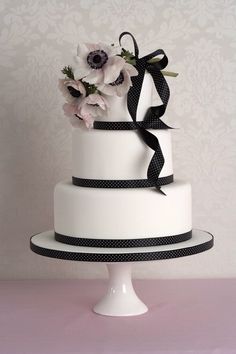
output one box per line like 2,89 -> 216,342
109,72 -> 124,86
87,50 -> 108,69
93,55 -> 101,63
67,86 -> 82,97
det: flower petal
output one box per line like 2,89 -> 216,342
85,93 -> 108,110
103,56 -> 126,84
97,42 -> 113,56
98,84 -> 116,96
83,69 -> 104,84
85,43 -> 100,52
77,43 -> 89,57
124,62 -> 138,76
83,113 -> 94,129
116,70 -> 132,97
116,84 -> 129,97
58,79 -> 75,103
73,64 -> 91,80
63,102 -> 77,117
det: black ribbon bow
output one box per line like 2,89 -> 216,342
119,32 -> 172,195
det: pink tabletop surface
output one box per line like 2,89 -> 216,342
0,279 -> 236,354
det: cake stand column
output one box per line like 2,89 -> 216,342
93,262 -> 148,316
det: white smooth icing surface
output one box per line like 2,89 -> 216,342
54,180 -> 192,239
72,128 -> 173,179
101,72 -> 152,122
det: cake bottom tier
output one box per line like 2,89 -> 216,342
54,180 -> 192,246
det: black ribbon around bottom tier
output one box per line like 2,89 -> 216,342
54,230 -> 192,248
72,175 -> 173,188
31,230 -> 214,262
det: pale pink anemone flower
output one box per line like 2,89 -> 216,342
77,93 -> 109,128
97,59 -> 138,97
63,93 -> 109,129
58,79 -> 86,103
73,42 -> 125,85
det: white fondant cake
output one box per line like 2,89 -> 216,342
53,34 -> 195,247
31,31 -> 213,273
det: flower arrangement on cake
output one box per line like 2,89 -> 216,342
59,42 -> 138,128
59,37 -> 178,128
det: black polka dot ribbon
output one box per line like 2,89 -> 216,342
54,230 -> 192,248
93,117 -> 172,130
72,175 -> 173,188
119,32 -> 172,195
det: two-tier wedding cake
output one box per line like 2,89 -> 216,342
31,32 -> 213,262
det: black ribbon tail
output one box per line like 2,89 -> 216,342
144,107 -> 174,130
156,187 -> 166,196
119,31 -> 171,195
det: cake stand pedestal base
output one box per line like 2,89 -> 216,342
93,263 -> 148,316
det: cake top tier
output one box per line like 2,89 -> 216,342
59,32 -> 178,194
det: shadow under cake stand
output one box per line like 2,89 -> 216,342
30,229 -> 213,317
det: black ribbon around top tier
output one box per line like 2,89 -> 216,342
55,230 -> 192,248
93,111 -> 173,130
72,175 -> 173,188
117,32 -> 172,195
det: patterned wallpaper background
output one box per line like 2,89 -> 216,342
0,0 -> 236,279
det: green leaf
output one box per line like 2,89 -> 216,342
82,81 -> 98,95
120,48 -> 136,65
61,66 -> 74,80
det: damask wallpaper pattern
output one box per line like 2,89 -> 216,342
0,0 -> 236,279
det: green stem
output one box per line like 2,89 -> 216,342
161,70 -> 178,77
148,57 -> 178,77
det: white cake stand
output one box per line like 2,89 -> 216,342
30,229 -> 213,317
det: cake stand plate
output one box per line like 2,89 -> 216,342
30,229 -> 213,316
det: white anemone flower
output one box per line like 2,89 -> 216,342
97,61 -> 138,97
63,93 -> 109,129
76,93 -> 109,128
74,42 -> 125,85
